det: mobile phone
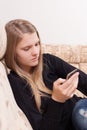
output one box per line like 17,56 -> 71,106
66,69 -> 78,80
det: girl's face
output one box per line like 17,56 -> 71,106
15,32 -> 40,72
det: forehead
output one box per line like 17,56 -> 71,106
18,32 -> 39,47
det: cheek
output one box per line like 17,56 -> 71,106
15,52 -> 26,64
16,55 -> 28,67
16,51 -> 31,64
16,50 -> 28,59
38,46 -> 41,54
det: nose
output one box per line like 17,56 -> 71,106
31,46 -> 38,55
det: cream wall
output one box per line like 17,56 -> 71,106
0,0 -> 87,45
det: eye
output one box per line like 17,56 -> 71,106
35,42 -> 40,46
23,47 -> 30,51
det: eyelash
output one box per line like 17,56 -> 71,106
35,42 -> 40,46
23,42 -> 40,51
23,48 -> 30,51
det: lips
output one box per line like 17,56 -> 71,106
31,57 -> 38,62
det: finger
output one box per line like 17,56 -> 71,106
68,85 -> 77,97
64,78 -> 78,98
67,77 -> 78,91
67,72 -> 79,81
61,72 -> 79,89
70,93 -> 74,98
54,78 -> 66,86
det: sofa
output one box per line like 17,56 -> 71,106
0,22 -> 33,130
43,44 -> 87,74
0,21 -> 87,129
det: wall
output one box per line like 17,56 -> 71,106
0,0 -> 87,45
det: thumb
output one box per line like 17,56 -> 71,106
55,78 -> 66,86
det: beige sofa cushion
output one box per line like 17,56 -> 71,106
0,22 -> 33,130
0,21 -> 7,59
0,62 -> 33,130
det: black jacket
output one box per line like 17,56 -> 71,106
8,54 -> 87,130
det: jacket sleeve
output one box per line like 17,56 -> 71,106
44,53 -> 87,96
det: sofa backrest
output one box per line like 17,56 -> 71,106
43,44 -> 87,74
0,22 -> 33,130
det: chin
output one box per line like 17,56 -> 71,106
32,62 -> 38,67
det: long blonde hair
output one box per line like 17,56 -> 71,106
4,19 -> 52,111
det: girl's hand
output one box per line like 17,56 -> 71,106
52,72 -> 79,103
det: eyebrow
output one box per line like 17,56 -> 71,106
21,40 -> 40,48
